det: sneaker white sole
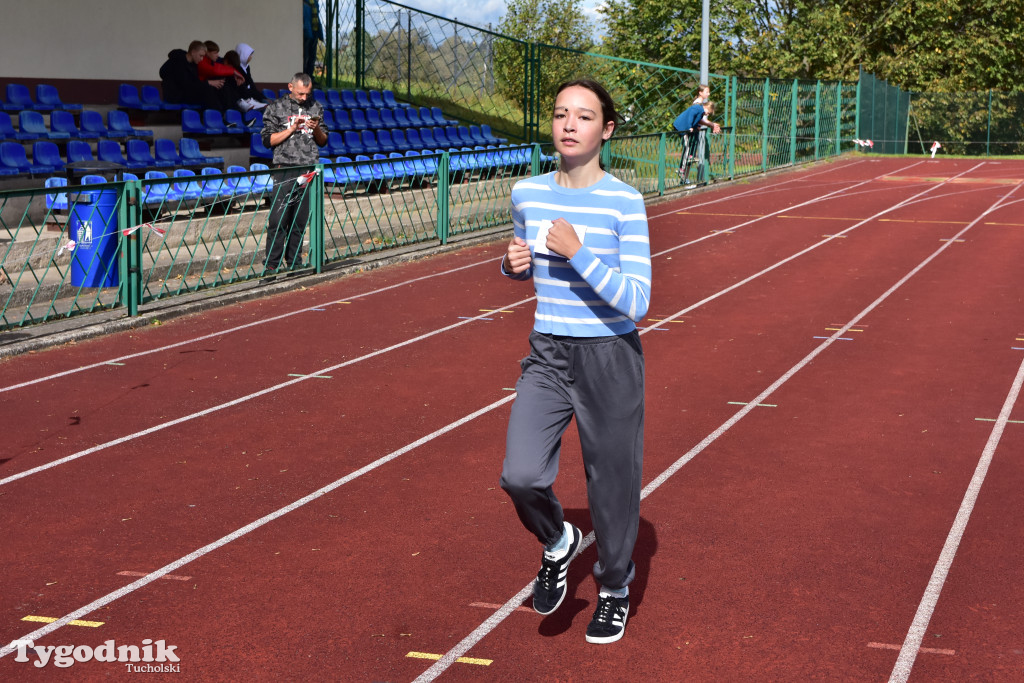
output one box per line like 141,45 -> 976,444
585,612 -> 627,644
532,523 -> 582,615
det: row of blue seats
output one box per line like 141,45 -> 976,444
1,110 -> 152,143
248,124 -> 506,160
44,147 -> 547,209
118,84 -> 203,112
2,83 -> 82,113
181,109 -> 262,136
321,106 -> 455,132
1,138 -> 223,176
325,125 -> 507,157
307,88 -> 407,112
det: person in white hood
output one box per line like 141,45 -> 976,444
224,43 -> 266,110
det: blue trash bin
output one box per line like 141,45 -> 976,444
66,161 -> 123,287
69,186 -> 120,287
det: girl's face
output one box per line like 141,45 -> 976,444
552,85 -> 614,165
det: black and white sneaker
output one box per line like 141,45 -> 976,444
585,593 -> 629,644
532,522 -> 582,615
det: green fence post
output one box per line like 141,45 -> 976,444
531,143 -> 542,177
986,89 -> 992,156
657,133 -> 666,195
855,67 -> 862,146
761,78 -> 770,173
436,151 -> 450,244
789,78 -> 798,165
813,80 -> 822,160
728,75 -> 736,179
120,178 -> 142,316
835,81 -> 842,156
311,164 -> 325,273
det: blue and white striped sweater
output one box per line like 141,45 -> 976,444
505,172 -> 652,337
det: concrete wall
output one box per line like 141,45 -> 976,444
0,0 -> 300,84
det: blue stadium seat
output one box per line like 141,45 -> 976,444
389,128 -> 410,152
50,110 -> 81,139
249,163 -> 273,194
404,128 -> 426,151
45,176 -> 70,210
142,85 -> 182,111
431,107 -> 455,126
375,129 -> 396,154
97,140 -> 129,165
18,111 -> 52,140
78,110 -> 108,139
33,141 -> 65,172
380,108 -> 398,129
179,137 -> 224,166
354,91 -> 371,109
480,124 -> 508,144
332,156 -> 361,185
67,140 -> 95,163
387,152 -> 407,180
421,150 -> 440,176
224,109 -> 248,131
326,132 -> 346,157
420,127 -> 440,149
109,110 -> 153,138
126,139 -> 162,169
142,170 -> 183,206
202,109 -> 229,135
468,125 -> 489,145
262,89 -> 277,102
119,84 -> 159,111
405,108 -> 424,127
37,85 -> 81,112
455,126 -> 475,146
171,169 -> 204,200
368,91 -> 384,109
154,138 -> 181,166
393,108 -> 411,128
245,109 -> 264,132
0,112 -> 23,140
327,89 -> 344,111
360,130 -> 380,155
181,109 -> 211,136
365,108 -> 384,130
318,157 -> 338,186
352,155 -> 377,183
343,130 -> 366,156
320,109 -> 336,131
199,166 -> 229,199
1,141 -> 50,174
349,109 -> 367,130
7,83 -> 51,111
249,133 -> 273,159
313,89 -> 328,107
333,110 -> 352,132
403,150 -> 427,178
340,90 -> 358,109
225,164 -> 255,195
382,90 -> 403,109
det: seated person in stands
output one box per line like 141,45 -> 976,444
224,44 -> 266,110
197,40 -> 248,112
159,40 -> 210,107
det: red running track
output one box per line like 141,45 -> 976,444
1,156 -> 1022,681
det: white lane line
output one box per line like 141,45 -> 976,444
0,393 -> 518,660
0,169 -> 1011,660
888,352 -> 1024,683
0,297 -> 535,488
412,174 -> 1022,683
888,181 -> 1024,683
0,164 -> 957,487
0,257 -> 496,394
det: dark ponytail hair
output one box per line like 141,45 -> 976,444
555,79 -> 621,169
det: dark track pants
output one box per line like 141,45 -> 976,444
500,330 -> 645,591
264,166 -> 312,271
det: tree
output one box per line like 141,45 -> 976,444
493,0 -> 595,112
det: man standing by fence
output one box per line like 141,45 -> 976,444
259,72 -> 327,283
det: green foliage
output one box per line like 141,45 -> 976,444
493,0 -> 596,111
599,0 -> 1024,90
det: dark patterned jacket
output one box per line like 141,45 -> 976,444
260,95 -> 327,166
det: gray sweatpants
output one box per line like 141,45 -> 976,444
500,330 -> 645,591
